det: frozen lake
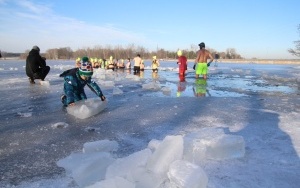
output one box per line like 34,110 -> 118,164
0,59 -> 299,188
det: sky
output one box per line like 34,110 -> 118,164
0,0 -> 300,59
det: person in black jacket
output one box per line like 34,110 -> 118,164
26,46 -> 50,84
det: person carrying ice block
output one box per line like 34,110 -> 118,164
60,56 -> 106,107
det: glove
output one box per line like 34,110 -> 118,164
207,62 -> 211,67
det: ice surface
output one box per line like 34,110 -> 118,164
100,80 -> 115,87
51,122 -> 69,128
56,152 -> 115,187
2,61 -> 299,188
17,112 -> 32,117
168,160 -> 208,188
125,74 -> 141,81
146,135 -> 184,176
83,140 -> 119,153
161,86 -> 171,95
113,87 -> 123,95
39,80 -> 50,86
142,82 -> 161,90
66,98 -> 107,119
204,134 -> 245,160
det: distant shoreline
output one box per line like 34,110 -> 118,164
1,57 -> 300,65
186,59 -> 300,65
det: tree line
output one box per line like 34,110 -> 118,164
16,44 -> 243,60
288,24 -> 300,57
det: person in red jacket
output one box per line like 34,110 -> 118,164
177,50 -> 187,77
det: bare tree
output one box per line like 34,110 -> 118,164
288,24 -> 300,57
46,49 -> 58,59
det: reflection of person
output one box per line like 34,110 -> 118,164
193,79 -> 207,97
152,71 -> 158,79
151,56 -> 160,72
133,54 -> 142,73
60,56 -> 106,107
214,54 -> 219,67
177,75 -> 187,97
140,60 -> 145,71
194,42 -> 214,79
26,46 -> 50,84
177,50 -> 187,76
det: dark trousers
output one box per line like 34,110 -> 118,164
32,66 -> 50,80
133,66 -> 140,73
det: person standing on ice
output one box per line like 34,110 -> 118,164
194,42 -> 214,80
151,56 -> 160,73
26,45 -> 50,84
133,54 -> 142,74
60,56 -> 106,107
176,50 -> 187,77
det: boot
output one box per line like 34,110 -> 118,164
29,77 -> 35,84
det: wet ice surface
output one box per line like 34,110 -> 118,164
0,60 -> 299,188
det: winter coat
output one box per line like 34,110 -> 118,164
60,68 -> 104,105
26,49 -> 46,77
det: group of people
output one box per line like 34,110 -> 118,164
76,56 -> 127,70
176,42 -> 214,97
25,42 -> 213,107
176,42 -> 214,80
132,54 -> 160,74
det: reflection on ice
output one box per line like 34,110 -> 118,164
0,60 -> 298,98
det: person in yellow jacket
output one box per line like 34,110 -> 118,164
151,56 -> 160,73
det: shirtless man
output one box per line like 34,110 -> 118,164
133,54 -> 142,73
194,42 -> 214,80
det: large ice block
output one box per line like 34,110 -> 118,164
56,152 -> 115,187
183,128 -> 225,164
168,160 -> 208,188
183,128 -> 245,162
66,98 -> 107,119
146,135 -> 183,176
105,148 -> 152,179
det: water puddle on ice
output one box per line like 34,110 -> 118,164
141,73 -> 297,98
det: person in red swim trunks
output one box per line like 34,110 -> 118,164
177,50 -> 187,77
